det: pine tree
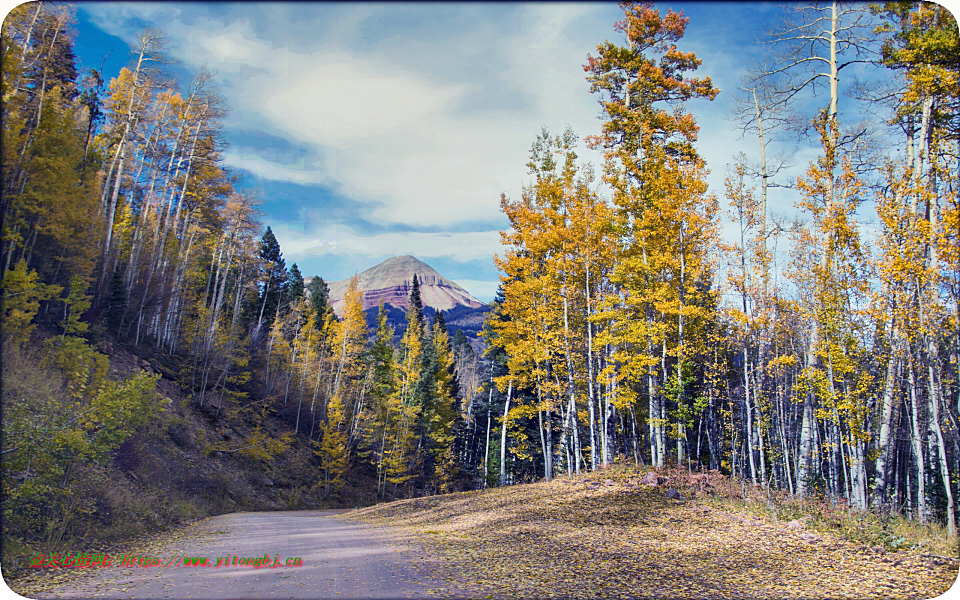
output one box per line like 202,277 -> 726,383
287,263 -> 304,309
306,276 -> 331,330
105,267 -> 127,331
254,226 -> 288,332
408,274 -> 424,329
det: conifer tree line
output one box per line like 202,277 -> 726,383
485,0 -> 959,538
1,0 -> 958,537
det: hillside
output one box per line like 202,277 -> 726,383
323,256 -> 484,316
348,467 -> 960,599
0,329 -> 380,576
362,302 -> 491,347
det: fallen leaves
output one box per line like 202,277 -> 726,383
348,472 -> 959,599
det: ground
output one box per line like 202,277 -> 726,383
11,511 -> 457,600
347,470 -> 960,599
7,471 -> 959,599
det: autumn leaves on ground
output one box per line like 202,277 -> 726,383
350,467 -> 958,600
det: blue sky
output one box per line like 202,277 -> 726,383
11,1 -> 949,302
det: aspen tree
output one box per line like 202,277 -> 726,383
315,276 -> 363,498
99,30 -> 166,289
585,1 -> 718,468
748,0 -> 875,497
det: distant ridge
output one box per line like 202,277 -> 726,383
321,256 -> 483,317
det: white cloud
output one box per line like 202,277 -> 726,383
82,3 -> 610,229
270,223 -> 504,264
81,1 -> 844,302
221,149 -> 329,186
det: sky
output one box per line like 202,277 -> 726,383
8,1 -> 955,303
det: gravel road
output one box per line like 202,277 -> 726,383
28,510 -> 456,600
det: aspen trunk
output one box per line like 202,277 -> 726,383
744,348 -> 758,484
483,410 -> 491,488
875,327 -> 901,504
586,261 -> 598,470
908,355 -> 928,522
561,282 -> 580,474
499,380 -> 512,487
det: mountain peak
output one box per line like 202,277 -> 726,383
326,256 -> 482,316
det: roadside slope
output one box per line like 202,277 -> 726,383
348,469 -> 959,600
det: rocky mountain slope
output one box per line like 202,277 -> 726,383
324,256 -> 484,317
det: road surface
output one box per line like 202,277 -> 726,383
28,510 -> 458,599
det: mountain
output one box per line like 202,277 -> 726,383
323,256 -> 484,317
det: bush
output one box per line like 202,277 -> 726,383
1,336 -> 160,564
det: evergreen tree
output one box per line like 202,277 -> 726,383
105,267 -> 126,332
254,226 -> 288,330
364,302 -> 399,494
287,263 -> 304,309
306,275 -> 331,328
408,275 -> 423,329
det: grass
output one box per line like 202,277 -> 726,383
653,466 -> 959,558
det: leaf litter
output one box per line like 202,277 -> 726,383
347,471 -> 959,599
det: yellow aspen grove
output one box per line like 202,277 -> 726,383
789,120 -> 871,510
584,1 -> 718,469
427,313 -> 461,492
724,156 -> 780,487
492,129 -> 581,481
566,165 -> 616,470
315,276 -> 363,499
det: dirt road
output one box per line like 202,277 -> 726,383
26,510 -> 458,599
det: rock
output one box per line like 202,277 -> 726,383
799,533 -> 820,543
640,472 -> 660,486
786,519 -> 805,530
604,479 -> 616,487
665,488 -> 685,501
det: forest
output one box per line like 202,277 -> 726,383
1,0 -> 958,560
